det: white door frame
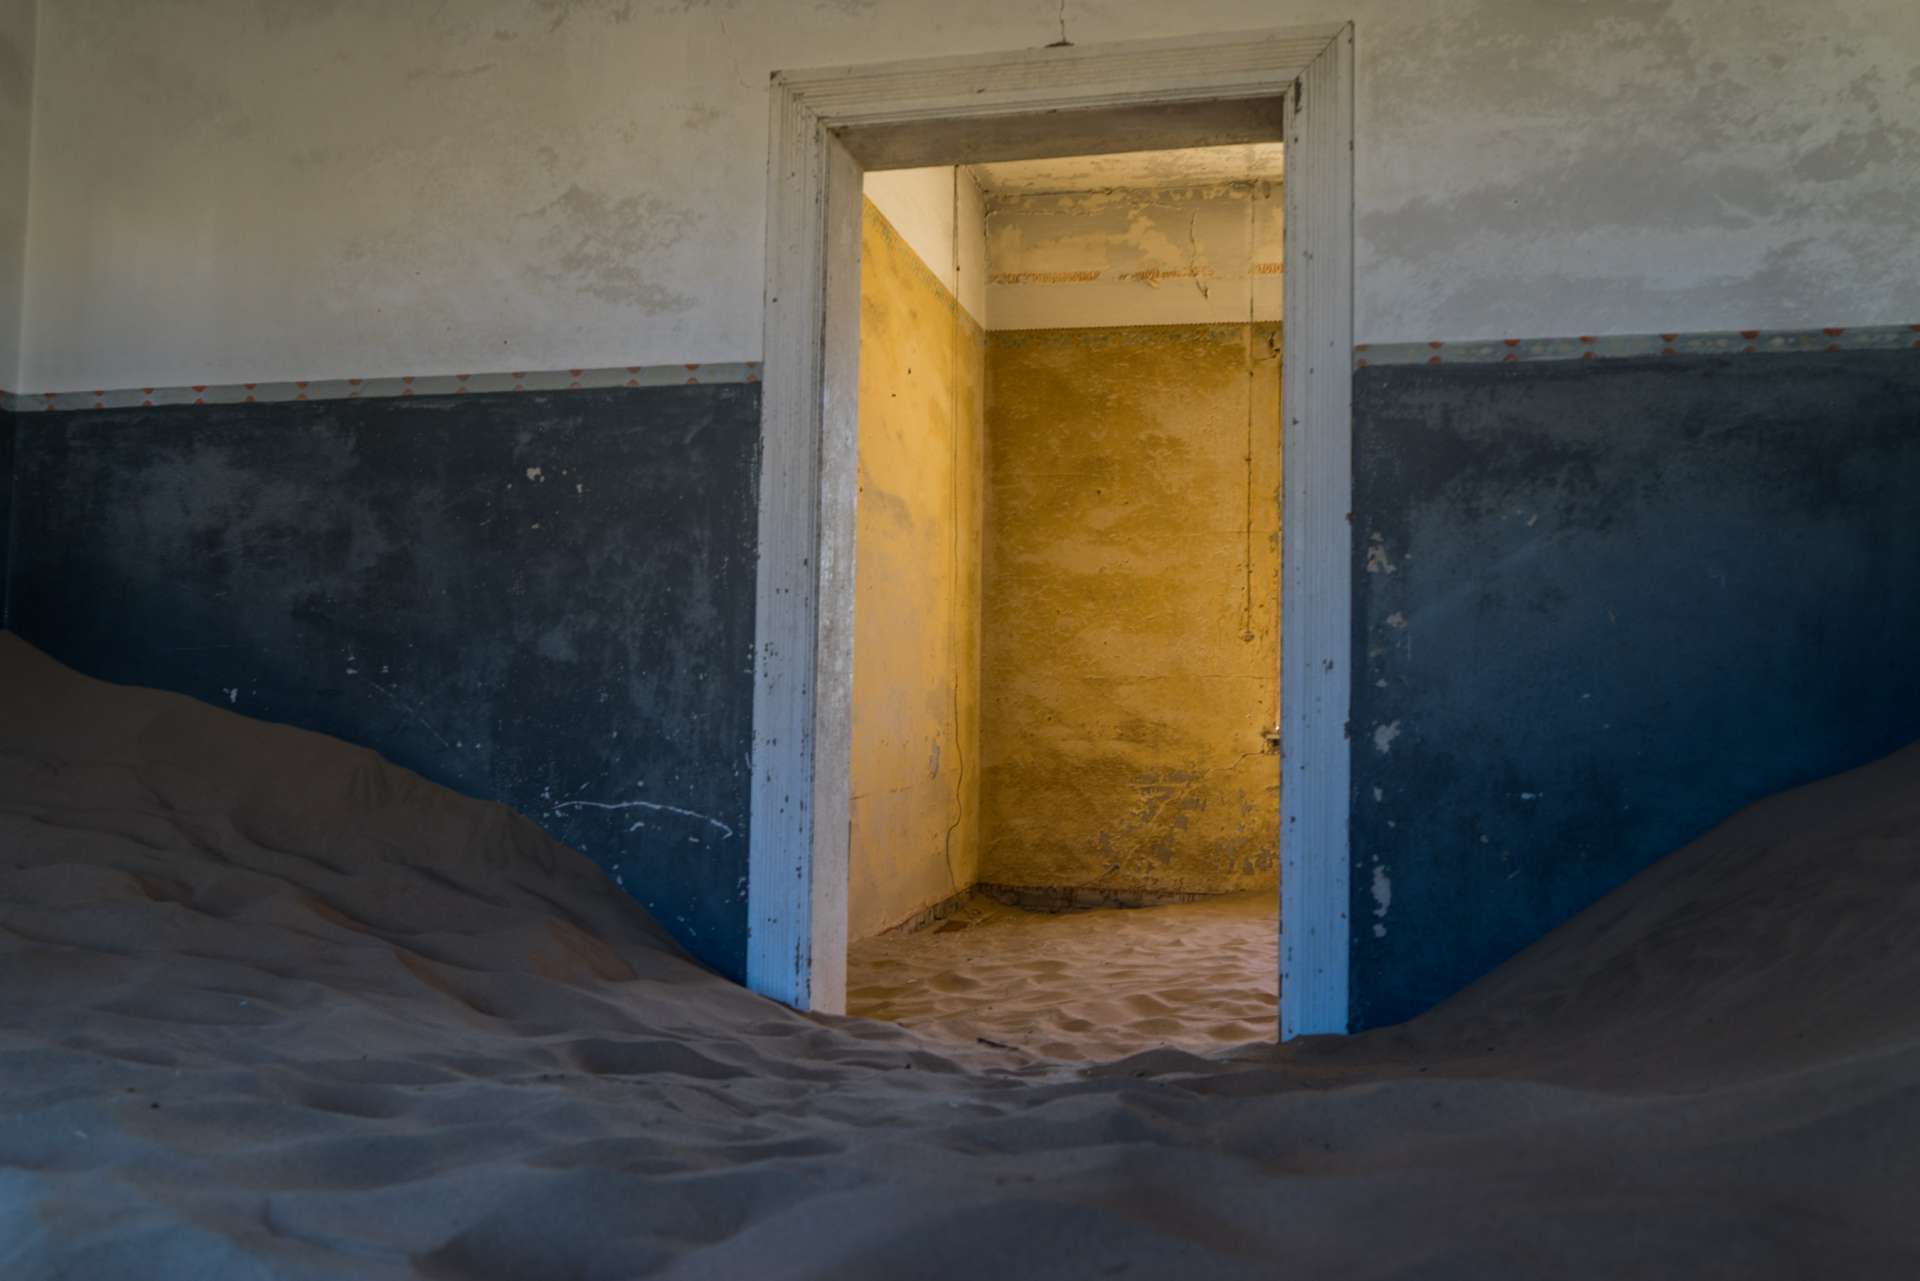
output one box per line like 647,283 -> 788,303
748,24 -> 1355,1039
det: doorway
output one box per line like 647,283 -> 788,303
843,148 -> 1284,1058
747,26 -> 1354,1042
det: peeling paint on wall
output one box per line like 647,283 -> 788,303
1370,863 -> 1391,939
984,183 -> 1282,330
14,1 -> 1920,388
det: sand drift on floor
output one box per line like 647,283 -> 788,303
849,893 -> 1277,1060
4,632 -> 1919,1280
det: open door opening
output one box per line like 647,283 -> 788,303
747,27 -> 1354,1044
843,147 -> 1285,1060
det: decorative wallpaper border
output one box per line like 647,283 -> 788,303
5,324 -> 1915,410
1356,323 -> 1920,369
0,361 -> 761,414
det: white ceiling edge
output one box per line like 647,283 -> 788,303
969,141 -> 1284,197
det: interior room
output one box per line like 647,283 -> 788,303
843,144 -> 1286,1059
5,7 -> 1920,1276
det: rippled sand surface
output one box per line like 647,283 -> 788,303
5,632 -> 1918,1280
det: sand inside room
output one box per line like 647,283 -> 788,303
7,631 -> 1920,1279
10,9 -> 1920,1278
845,145 -> 1286,1060
847,892 -> 1277,1060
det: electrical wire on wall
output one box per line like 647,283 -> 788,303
939,162 -> 971,898
1248,179 -> 1284,752
1241,180 -> 1258,644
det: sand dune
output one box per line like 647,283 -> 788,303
4,631 -> 1919,1279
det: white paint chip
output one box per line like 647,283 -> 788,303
1372,721 -> 1402,755
1370,864 -> 1392,923
550,796 -> 735,839
526,466 -> 545,481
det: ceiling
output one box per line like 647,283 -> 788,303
968,142 -> 1284,196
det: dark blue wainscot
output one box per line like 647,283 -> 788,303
1349,349 -> 1920,1029
5,384 -> 760,980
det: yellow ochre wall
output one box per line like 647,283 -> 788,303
848,198 -> 986,939
980,323 -> 1282,899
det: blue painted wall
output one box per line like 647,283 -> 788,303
5,385 -> 760,980
1350,350 -> 1920,1030
12,349 -> 1917,1020
1,409 -> 12,616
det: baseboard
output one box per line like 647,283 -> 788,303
973,882 -> 1226,914
871,881 -> 1271,937
872,885 -> 978,937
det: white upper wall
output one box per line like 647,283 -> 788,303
986,182 -> 1281,330
14,0 -> 1920,391
0,0 -> 32,391
863,166 -> 987,327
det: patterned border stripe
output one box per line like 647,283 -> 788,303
5,323 -> 1914,406
1354,323 -> 1920,369
0,361 -> 763,413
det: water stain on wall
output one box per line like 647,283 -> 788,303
1361,0 -> 1920,339
530,0 -> 638,34
526,183 -> 696,312
0,31 -> 27,111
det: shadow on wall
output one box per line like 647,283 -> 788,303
848,198 -> 986,940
